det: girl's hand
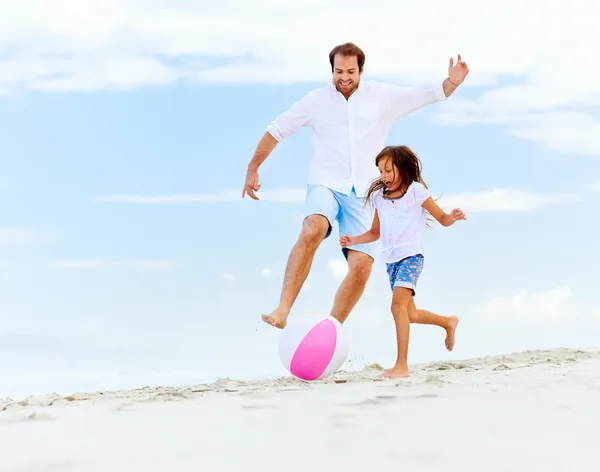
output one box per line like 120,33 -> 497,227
339,234 -> 354,247
451,208 -> 467,221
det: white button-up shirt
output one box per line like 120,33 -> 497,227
266,80 -> 447,197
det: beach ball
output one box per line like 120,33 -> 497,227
278,313 -> 349,381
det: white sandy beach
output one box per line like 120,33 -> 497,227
1,347 -> 599,471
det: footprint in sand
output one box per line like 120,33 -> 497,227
355,395 -> 399,406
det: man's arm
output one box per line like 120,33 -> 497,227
264,91 -> 313,142
242,92 -> 313,200
442,77 -> 459,97
248,91 -> 313,172
248,132 -> 278,173
387,54 -> 468,120
386,80 -> 449,121
243,132 -> 278,200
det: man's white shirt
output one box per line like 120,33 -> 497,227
266,80 -> 447,197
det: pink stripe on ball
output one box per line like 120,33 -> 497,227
289,319 -> 337,381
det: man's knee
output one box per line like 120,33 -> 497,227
299,214 -> 329,247
347,251 -> 373,285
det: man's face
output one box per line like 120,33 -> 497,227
332,54 -> 361,97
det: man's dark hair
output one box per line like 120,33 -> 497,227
329,42 -> 366,73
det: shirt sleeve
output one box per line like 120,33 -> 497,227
412,182 -> 431,205
383,80 -> 447,121
265,91 -> 314,142
371,189 -> 382,211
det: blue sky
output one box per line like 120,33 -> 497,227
1,0 -> 599,395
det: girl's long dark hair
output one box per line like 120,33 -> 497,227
364,145 -> 427,207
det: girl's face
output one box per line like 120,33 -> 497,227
378,156 -> 400,191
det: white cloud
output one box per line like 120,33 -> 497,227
583,183 -> 600,192
2,1 -> 593,158
435,105 -> 600,157
328,259 -> 348,280
510,113 -> 600,156
476,287 -> 577,325
1,0 -> 595,88
0,228 -> 45,246
261,268 -> 272,276
94,188 -> 305,204
51,260 -> 173,270
95,187 -> 582,214
437,189 -> 583,213
220,273 -> 235,281
1,0 -> 598,163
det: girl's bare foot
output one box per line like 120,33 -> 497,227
261,307 -> 289,329
445,316 -> 459,351
383,365 -> 410,378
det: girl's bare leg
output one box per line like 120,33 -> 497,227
384,287 -> 413,378
407,298 -> 459,351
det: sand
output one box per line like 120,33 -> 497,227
1,347 -> 599,471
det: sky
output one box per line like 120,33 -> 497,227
1,0 -> 599,396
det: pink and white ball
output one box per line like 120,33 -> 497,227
278,313 -> 349,381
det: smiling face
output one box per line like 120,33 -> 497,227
366,145 -> 426,204
377,155 -> 401,192
332,53 -> 361,98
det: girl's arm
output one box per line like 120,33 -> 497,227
340,210 -> 380,246
422,197 -> 467,226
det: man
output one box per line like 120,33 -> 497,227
242,42 -> 469,329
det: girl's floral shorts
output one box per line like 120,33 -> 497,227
385,254 -> 424,295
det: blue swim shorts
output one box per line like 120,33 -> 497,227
304,184 -> 375,260
386,254 -> 424,295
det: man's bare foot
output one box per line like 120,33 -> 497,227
383,365 -> 410,378
445,316 -> 459,351
261,307 -> 290,329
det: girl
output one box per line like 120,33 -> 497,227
340,145 -> 466,378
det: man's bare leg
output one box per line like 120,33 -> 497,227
407,298 -> 459,351
262,215 -> 329,329
329,249 -> 373,324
